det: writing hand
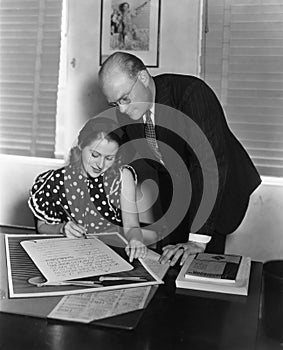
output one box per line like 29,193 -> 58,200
159,242 -> 206,267
63,221 -> 87,239
125,239 -> 147,262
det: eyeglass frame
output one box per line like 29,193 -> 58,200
108,74 -> 139,107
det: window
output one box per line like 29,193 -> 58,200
0,0 -> 63,158
201,0 -> 283,177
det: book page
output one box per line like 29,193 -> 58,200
48,287 -> 151,323
141,249 -> 169,280
20,237 -> 133,284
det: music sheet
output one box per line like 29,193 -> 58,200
20,237 -> 133,284
48,286 -> 151,323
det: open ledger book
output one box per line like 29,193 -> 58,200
5,233 -> 164,298
176,253 -> 251,296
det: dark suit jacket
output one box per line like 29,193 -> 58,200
117,74 -> 261,239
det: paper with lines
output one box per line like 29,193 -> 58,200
20,237 -> 133,284
48,286 -> 151,323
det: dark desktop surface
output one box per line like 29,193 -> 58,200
0,225 -> 280,350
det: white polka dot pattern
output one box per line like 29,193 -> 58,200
28,164 -> 137,232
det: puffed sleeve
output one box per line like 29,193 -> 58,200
28,168 -> 66,224
121,164 -> 138,184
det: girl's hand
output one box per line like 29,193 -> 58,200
62,221 -> 86,239
125,239 -> 147,262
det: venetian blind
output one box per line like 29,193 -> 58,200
0,0 -> 63,158
202,0 -> 283,177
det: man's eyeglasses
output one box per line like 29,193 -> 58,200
108,75 -> 139,107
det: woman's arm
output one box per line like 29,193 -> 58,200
120,167 -> 140,235
37,219 -> 86,238
134,0 -> 149,15
120,167 -> 147,261
37,220 -> 65,235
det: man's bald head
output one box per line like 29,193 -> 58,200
98,51 -> 147,87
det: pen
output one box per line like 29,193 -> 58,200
40,281 -> 102,288
59,204 -> 87,239
62,280 -> 102,287
99,276 -> 147,282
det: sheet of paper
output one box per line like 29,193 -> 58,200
48,286 -> 151,323
141,249 -> 170,280
20,237 -> 133,283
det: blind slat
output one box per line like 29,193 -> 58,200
0,0 -> 62,158
203,0 -> 283,177
226,105 -> 283,115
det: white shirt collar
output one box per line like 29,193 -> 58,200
143,81 -> 156,124
143,104 -> 155,125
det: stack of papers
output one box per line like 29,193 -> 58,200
176,253 -> 251,296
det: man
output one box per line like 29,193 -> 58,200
98,52 -> 261,266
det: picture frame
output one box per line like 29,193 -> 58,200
100,0 -> 161,67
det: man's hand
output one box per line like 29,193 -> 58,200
159,241 -> 206,266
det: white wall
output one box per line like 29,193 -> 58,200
0,155 -> 64,227
225,179 -> 283,262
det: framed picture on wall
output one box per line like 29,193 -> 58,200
100,0 -> 161,67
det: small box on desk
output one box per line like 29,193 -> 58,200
175,253 -> 251,296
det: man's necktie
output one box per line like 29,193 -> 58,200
144,110 -> 163,163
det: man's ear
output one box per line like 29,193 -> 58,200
138,70 -> 150,87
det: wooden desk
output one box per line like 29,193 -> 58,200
0,226 -> 263,350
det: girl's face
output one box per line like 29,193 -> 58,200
81,137 -> 119,178
122,3 -> 129,11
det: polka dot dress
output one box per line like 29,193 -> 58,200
28,164 -> 137,233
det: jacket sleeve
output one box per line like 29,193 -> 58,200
178,79 -> 229,236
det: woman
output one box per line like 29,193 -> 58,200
28,117 -> 147,261
117,1 -> 149,48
